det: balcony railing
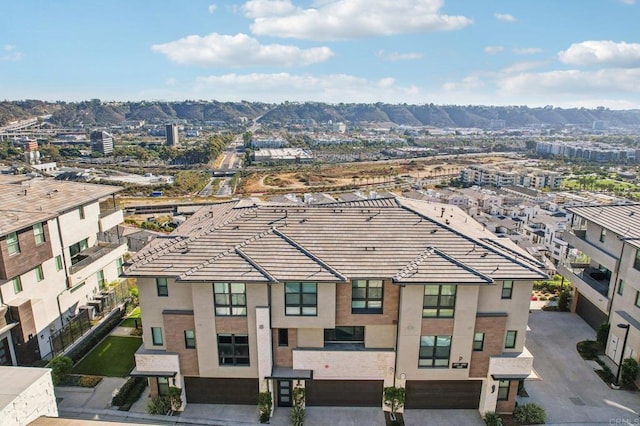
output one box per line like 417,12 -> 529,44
69,240 -> 125,274
561,263 -> 610,296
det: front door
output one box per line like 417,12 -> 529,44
278,380 -> 292,407
607,333 -> 619,362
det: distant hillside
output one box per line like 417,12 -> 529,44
1,100 -> 639,129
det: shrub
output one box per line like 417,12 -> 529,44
620,358 -> 639,389
558,290 -> 571,312
77,375 -> 102,387
538,296 -> 548,301
483,411 -> 503,426
577,340 -> 600,360
290,405 -> 306,426
112,376 -> 148,407
50,356 -> 73,386
258,391 -> 272,423
513,403 -> 546,425
597,323 -> 610,349
147,396 -> 172,415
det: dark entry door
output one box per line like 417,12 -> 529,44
278,380 -> 292,407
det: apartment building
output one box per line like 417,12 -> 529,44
559,204 -> 640,367
0,176 -> 127,364
126,197 -> 546,415
460,165 -> 562,190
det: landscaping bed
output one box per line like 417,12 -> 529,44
120,307 -> 141,328
58,374 -> 103,388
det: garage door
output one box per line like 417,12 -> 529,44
184,377 -> 258,405
306,380 -> 383,407
575,293 -> 607,330
405,380 -> 481,409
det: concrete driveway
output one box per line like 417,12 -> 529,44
525,310 -> 640,425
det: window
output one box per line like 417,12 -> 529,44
324,326 -> 365,344
351,279 -> 383,314
55,255 -> 63,271
505,330 -> 517,349
151,327 -> 163,346
501,280 -> 513,299
12,277 -> 22,294
599,228 -> 607,243
184,330 -> 196,349
419,335 -> 451,368
33,223 -> 45,245
497,380 -> 510,401
217,334 -> 249,366
156,278 -> 168,297
285,282 -> 317,316
618,279 -> 625,296
116,257 -> 123,275
97,270 -> 105,289
6,232 -> 20,255
635,250 -> 640,271
214,283 -> 246,316
35,265 -> 44,282
278,329 -> 289,347
635,291 -> 640,308
473,332 -> 485,351
69,239 -> 88,265
422,285 -> 456,318
157,377 -> 169,396
78,206 -> 85,220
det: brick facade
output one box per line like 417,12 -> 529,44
214,316 -> 249,334
496,380 -> 519,413
272,328 -> 297,368
335,280 -> 399,326
469,315 -> 508,378
421,318 -> 455,336
0,223 -> 53,280
163,312 -> 199,376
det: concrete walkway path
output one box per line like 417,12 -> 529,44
524,310 -> 640,425
56,377 -> 127,410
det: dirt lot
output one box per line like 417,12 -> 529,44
241,155 -> 507,194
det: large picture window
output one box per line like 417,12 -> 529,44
351,279 -> 383,314
218,334 -> 249,366
419,335 -> 451,368
423,285 -> 456,318
324,326 -> 365,344
214,283 -> 247,316
285,282 -> 317,316
69,239 -> 88,265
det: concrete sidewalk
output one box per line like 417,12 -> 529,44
56,377 -> 126,410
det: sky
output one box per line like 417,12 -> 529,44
2,0 -> 640,108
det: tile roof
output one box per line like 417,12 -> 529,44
0,177 -> 121,235
567,203 -> 640,248
127,196 -> 547,284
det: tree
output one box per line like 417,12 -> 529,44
383,386 -> 406,422
620,358 -> 638,389
50,355 -> 73,385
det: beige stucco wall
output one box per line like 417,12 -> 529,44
296,328 -> 324,348
271,282 -> 336,329
293,348 -> 395,385
365,325 -> 396,349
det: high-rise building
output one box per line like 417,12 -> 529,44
166,124 -> 179,146
90,131 -> 114,155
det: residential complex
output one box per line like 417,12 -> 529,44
0,176 -> 127,365
559,204 -> 640,366
536,141 -> 637,163
460,165 -> 563,189
126,196 -> 546,416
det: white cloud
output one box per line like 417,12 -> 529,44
152,33 -> 333,67
194,72 -> 425,103
2,44 -> 22,61
494,13 -> 516,22
484,46 -> 504,55
245,0 -> 472,41
377,50 -> 424,61
499,68 -> 640,96
442,76 -> 484,92
208,4 -> 217,13
500,61 -> 547,74
620,0 -> 635,4
558,40 -> 640,68
513,47 -> 543,55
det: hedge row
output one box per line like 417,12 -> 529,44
112,376 -> 148,408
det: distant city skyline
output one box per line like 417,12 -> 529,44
2,0 -> 640,108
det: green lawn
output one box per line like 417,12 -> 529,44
120,307 -> 141,328
73,336 -> 142,377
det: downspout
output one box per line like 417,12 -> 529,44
393,284 -> 404,388
54,216 -> 71,327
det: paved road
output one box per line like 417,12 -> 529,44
524,309 -> 640,425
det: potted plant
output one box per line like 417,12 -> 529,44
383,386 -> 406,424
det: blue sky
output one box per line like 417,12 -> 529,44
2,0 -> 640,108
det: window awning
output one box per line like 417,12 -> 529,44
267,367 -> 313,380
129,368 -> 177,378
491,374 -> 530,380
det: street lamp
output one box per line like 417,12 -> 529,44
615,323 -> 631,387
